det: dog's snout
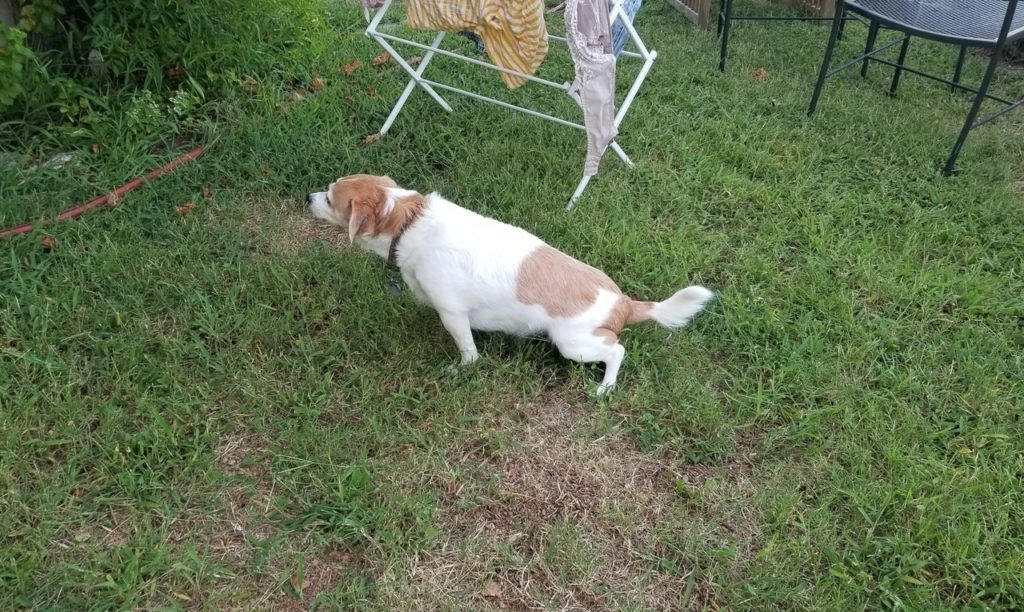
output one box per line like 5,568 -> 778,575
304,194 -> 313,207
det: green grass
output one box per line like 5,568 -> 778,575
2,2 -> 1024,609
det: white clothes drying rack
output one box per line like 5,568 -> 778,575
363,0 -> 657,209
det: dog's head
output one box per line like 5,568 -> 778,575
306,174 -> 423,246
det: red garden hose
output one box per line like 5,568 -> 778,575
0,146 -> 206,239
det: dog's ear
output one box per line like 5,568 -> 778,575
347,200 -> 377,240
340,177 -> 387,240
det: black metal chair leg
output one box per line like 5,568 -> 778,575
717,0 -> 725,37
861,21 -> 880,77
719,0 -> 734,72
808,0 -> 847,116
944,46 -> 1003,174
951,46 -> 967,92
838,11 -> 848,41
888,35 -> 912,95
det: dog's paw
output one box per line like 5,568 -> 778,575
444,360 -> 477,376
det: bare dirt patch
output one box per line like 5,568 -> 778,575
216,433 -> 270,479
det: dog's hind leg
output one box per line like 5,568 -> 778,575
438,311 -> 479,365
552,328 -> 626,395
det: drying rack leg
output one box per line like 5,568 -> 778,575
380,31 -> 448,135
566,175 -> 593,211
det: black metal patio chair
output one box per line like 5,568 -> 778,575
807,0 -> 1024,175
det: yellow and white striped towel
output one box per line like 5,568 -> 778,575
407,0 -> 548,90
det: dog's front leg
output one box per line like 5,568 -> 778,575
438,311 -> 479,365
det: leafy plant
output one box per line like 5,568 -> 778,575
1,0 -> 338,141
0,25 -> 32,109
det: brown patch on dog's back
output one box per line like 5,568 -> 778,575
516,246 -> 622,318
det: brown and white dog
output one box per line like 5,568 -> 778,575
306,174 -> 713,394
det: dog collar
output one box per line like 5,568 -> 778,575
386,214 -> 417,269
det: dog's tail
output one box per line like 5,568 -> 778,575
628,286 -> 714,330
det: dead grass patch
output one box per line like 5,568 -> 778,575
164,486 -> 254,565
261,550 -> 358,612
60,455 -> 276,563
150,435 -> 288,608
377,391 -> 762,610
62,506 -> 133,551
216,433 -> 270,479
208,433 -> 278,545
240,196 -> 349,256
279,213 -> 349,253
199,548 -> 362,612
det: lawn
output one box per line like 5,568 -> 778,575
2,1 -> 1023,609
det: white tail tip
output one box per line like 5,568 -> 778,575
650,285 -> 714,329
